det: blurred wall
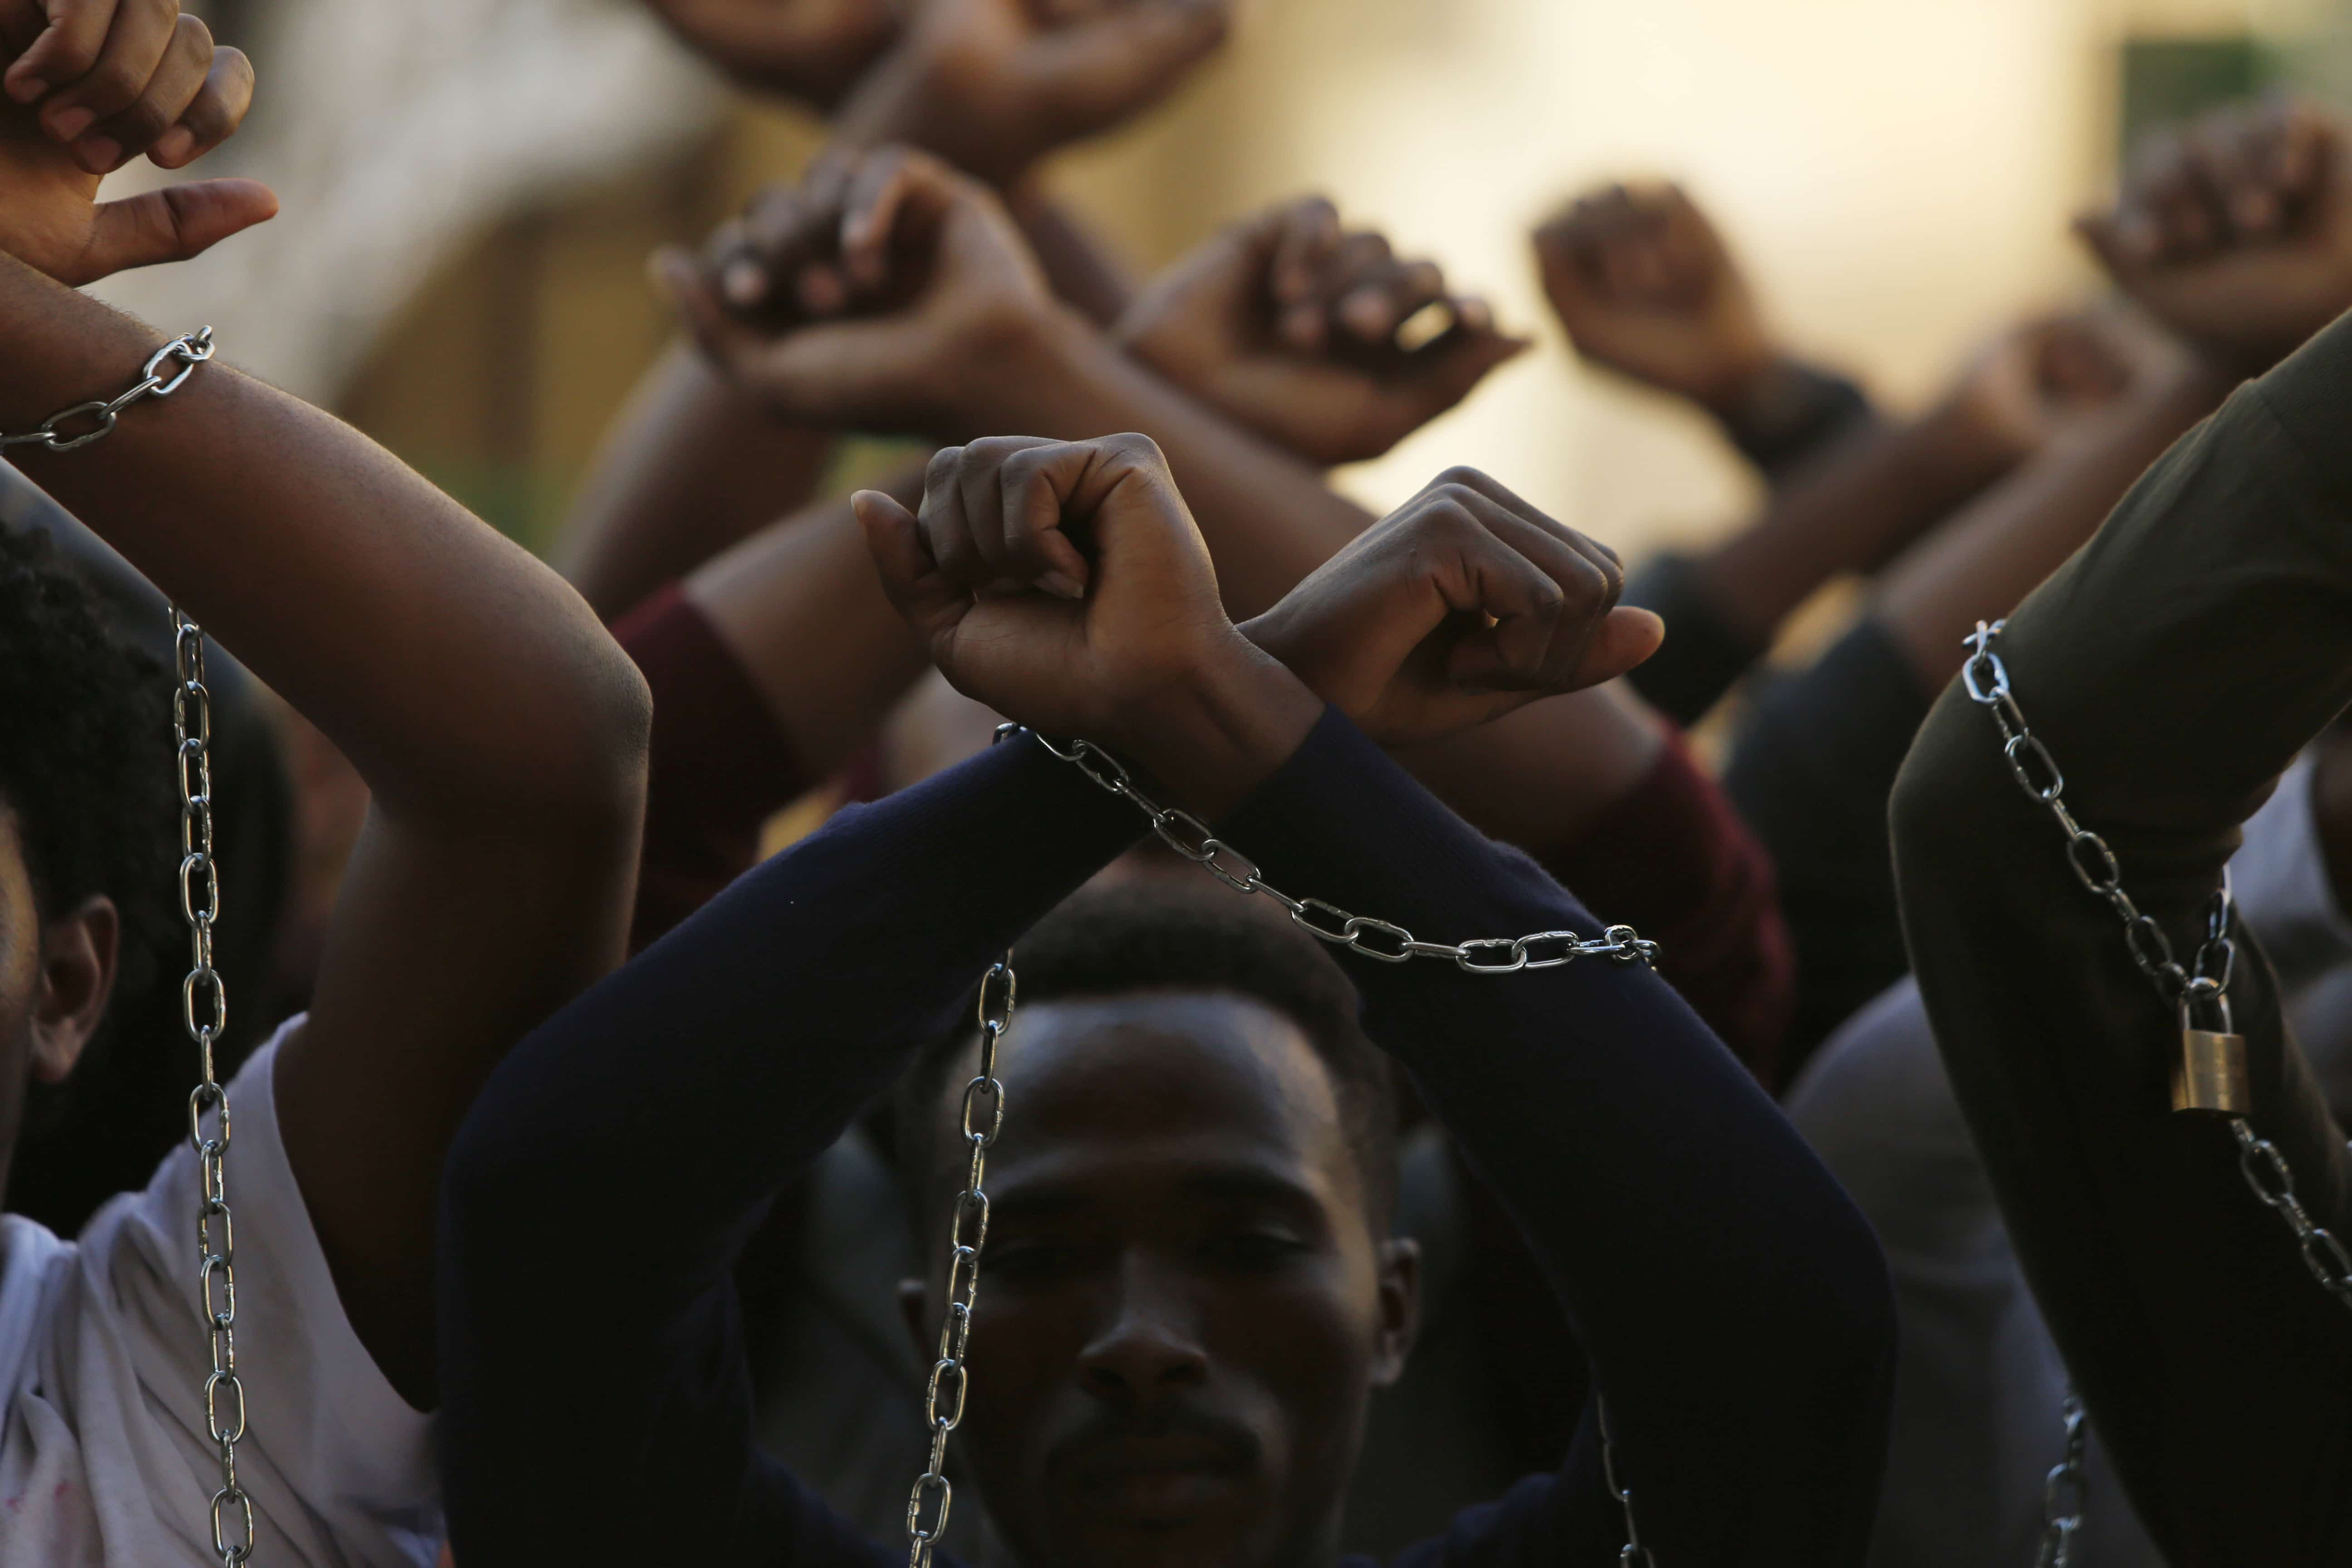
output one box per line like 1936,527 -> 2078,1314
335,0 -> 2350,562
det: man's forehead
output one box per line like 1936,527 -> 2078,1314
934,990 -> 1345,1153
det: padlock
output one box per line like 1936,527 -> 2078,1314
2173,991 -> 2250,1115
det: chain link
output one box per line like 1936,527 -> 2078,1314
171,611 -> 254,1566
1000,723 -> 1659,1559
1002,726 -> 1661,975
1596,1397 -> 1657,1566
905,958 -> 1016,1568
1,328 -> 213,454
1961,620 -> 2352,1319
2034,1391 -> 2087,1567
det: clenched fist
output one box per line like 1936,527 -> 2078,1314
1119,196 -> 1529,466
1243,469 -> 1662,747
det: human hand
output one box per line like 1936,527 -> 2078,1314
1241,467 -> 1663,748
1929,306 -> 2177,469
2076,98 -> 2352,374
1117,196 -> 1530,466
1534,180 -> 1778,416
833,0 -> 1232,189
656,144 -> 1057,438
636,0 -> 899,110
853,433 -> 1317,812
0,3 -> 270,284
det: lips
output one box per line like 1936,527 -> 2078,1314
1057,1424 -> 1258,1520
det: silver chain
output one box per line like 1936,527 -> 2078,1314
1597,1397 -> 1656,1567
1004,726 -> 1661,975
172,611 -> 254,1565
1960,619 -> 2352,1315
1,328 -> 213,453
904,958 -> 1015,1568
1000,723 -> 1660,1559
2034,1390 -> 2087,1567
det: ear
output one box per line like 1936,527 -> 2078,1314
898,1275 -> 931,1361
1367,1235 -> 1422,1389
31,894 -> 118,1084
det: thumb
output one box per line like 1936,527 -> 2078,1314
1567,605 -> 1665,689
853,488 -> 969,648
74,180 -> 278,285
1020,0 -> 1233,137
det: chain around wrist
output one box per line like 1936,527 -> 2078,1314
0,328 -> 214,455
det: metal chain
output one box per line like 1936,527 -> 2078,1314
2034,1390 -> 2087,1568
1003,726 -> 1661,975
905,958 -> 1015,1568
1596,1397 -> 1657,1566
172,611 -> 254,1566
1001,724 -> 1659,1559
1961,619 -> 2352,1317
1,328 -> 213,454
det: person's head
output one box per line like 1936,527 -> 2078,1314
0,522 -> 171,1209
894,880 -> 1417,1568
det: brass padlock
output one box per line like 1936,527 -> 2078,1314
2173,991 -> 2250,1115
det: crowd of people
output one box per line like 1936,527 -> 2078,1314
2,2 -> 2351,1566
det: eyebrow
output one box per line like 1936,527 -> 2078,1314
982,1161 -> 1331,1228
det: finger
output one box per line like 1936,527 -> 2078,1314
841,147 -> 954,291
5,0 -> 118,106
1391,323 -> 1532,412
958,434 -> 1055,593
79,9 -> 212,173
996,440 -> 1097,600
2186,112 -> 2278,236
853,488 -> 970,647
1437,487 -> 1625,688
731,186 -> 825,309
35,0 -> 174,145
1337,256 -> 1447,344
920,444 -> 992,594
69,177 -> 276,285
1268,196 -> 1342,310
1016,0 -> 1234,142
148,43 -> 252,170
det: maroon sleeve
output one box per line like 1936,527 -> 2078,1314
1534,728 -> 1796,1089
615,583 -> 809,953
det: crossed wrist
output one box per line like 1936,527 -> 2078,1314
1107,635 -> 1323,820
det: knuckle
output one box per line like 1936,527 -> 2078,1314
1432,464 -> 1488,491
175,12 -> 214,51
1102,430 -> 1166,467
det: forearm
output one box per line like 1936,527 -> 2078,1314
559,340 -> 838,622
1223,712 -> 1894,1565
1695,402 -> 2011,652
964,307 -> 1374,618
685,466 -> 931,780
1892,314 -> 2352,1560
1009,183 -> 1133,326
439,737 -> 1146,1565
0,257 -> 647,826
1877,359 -> 2234,688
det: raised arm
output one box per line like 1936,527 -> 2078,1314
440,435 -> 1319,1566
0,143 -> 649,1401
1891,99 -> 2352,1563
1534,179 -> 1872,476
1223,474 -> 1892,1563
659,151 -> 1792,1055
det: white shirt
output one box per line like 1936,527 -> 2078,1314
0,1016 -> 438,1566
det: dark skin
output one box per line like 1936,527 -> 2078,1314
847,432 -> 1649,1568
902,994 -> 1419,1568
0,49 -> 651,1407
0,809 -> 118,1205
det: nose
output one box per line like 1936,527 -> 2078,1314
1077,1251 -> 1210,1406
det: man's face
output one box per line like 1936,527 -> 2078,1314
911,991 -> 1417,1568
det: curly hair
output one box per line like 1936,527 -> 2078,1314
0,520 -> 176,1078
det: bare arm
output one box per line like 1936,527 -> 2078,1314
1,258 -> 649,1403
556,340 -> 837,622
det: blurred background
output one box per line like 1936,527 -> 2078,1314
89,0 -> 2352,566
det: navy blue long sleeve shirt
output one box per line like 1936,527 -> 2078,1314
438,708 -> 1894,1567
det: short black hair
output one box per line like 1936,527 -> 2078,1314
893,880 -> 1399,1234
0,521 -> 175,1098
